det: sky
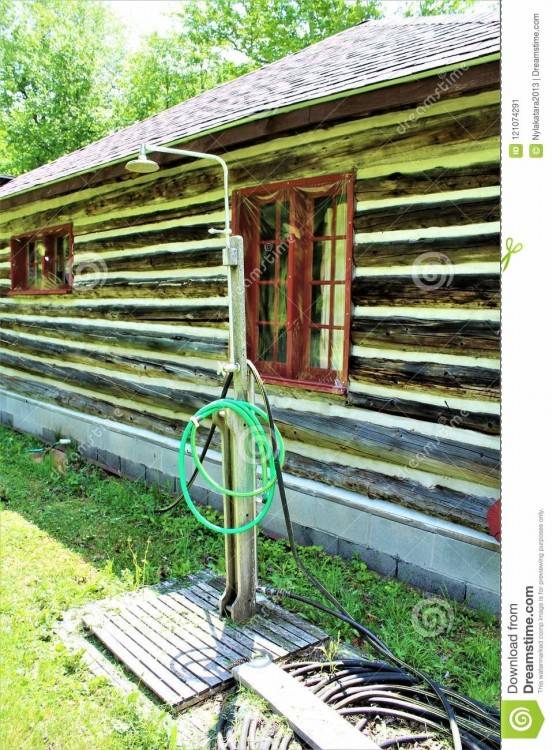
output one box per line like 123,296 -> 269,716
108,0 -> 497,52
108,1 -> 178,50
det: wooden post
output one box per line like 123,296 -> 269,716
219,234 -> 257,623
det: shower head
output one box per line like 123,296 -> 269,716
125,145 -> 160,174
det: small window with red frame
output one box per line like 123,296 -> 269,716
234,174 -> 354,393
10,225 -> 73,294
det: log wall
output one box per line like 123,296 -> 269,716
0,69 -> 500,532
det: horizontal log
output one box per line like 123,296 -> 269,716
354,232 -> 499,267
271,405 -> 499,488
77,225 -> 214,254
0,351 -> 212,415
355,163 -> 500,203
284,451 -> 494,532
352,274 -> 499,308
76,198 -> 225,236
346,391 -> 499,436
0,300 -> 228,322
0,330 -> 220,385
1,372 -> 186,439
351,316 -> 500,356
80,246 -> 223,273
349,355 -> 499,401
72,277 -> 226,299
0,315 -> 227,357
355,196 -> 500,232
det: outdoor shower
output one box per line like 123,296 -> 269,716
126,143 -> 259,624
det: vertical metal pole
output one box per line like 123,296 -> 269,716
219,234 -> 257,622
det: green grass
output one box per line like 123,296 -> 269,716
0,426 -> 499,749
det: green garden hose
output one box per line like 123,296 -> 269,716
178,398 -> 285,534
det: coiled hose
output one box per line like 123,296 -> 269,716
177,397 -> 284,534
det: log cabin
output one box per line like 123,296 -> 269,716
0,11 -> 500,611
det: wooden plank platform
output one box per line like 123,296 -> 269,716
82,572 -> 327,711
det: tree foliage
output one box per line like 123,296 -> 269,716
114,31 -> 246,127
177,0 -> 383,66
0,0 -> 123,175
0,0 -> 479,176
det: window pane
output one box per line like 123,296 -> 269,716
312,240 -> 332,280
55,235 -> 68,284
331,329 -> 344,372
311,284 -> 331,325
276,325 -> 287,363
28,240 -> 45,290
280,201 -> 290,239
259,243 -> 275,280
259,284 -> 274,322
277,282 -> 287,324
260,203 -> 276,241
333,283 -> 346,326
258,324 -> 274,361
309,328 -> 330,369
335,193 -> 348,236
312,196 -> 333,237
334,239 -> 346,281
278,237 -> 288,281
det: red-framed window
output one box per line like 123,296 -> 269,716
10,224 -> 73,295
234,174 -> 354,393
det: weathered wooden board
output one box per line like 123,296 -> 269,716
355,195 -> 500,232
352,274 -> 499,308
0,316 -> 228,357
234,660 -> 379,750
349,356 -> 500,401
351,316 -> 500,357
354,232 -> 500,268
355,163 -> 501,202
346,390 -> 500,436
83,575 -> 327,710
284,451 -> 496,531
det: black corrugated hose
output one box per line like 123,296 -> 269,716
158,363 -> 500,750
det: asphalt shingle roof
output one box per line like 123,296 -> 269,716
0,10 -> 499,202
